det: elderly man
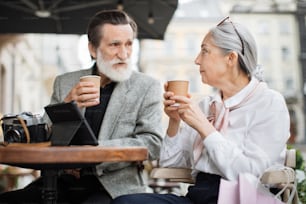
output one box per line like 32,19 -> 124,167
0,9 -> 163,204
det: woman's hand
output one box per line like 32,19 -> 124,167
163,82 -> 182,121
176,98 -> 206,129
163,91 -> 181,122
64,81 -> 100,108
169,94 -> 215,139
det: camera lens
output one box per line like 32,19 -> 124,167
4,128 -> 24,143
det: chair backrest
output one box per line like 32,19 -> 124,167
151,148 -> 296,184
150,149 -> 299,203
285,148 -> 296,168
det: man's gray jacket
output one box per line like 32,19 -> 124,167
49,67 -> 163,198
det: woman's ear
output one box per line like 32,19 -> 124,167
227,51 -> 239,66
88,43 -> 97,59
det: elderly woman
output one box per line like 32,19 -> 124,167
112,16 -> 290,204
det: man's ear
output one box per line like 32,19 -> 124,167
88,43 -> 97,59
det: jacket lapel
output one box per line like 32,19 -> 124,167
97,78 -> 131,141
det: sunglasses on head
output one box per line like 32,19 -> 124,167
217,16 -> 245,55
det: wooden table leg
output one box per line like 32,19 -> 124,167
41,169 -> 58,204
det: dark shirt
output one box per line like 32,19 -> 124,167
81,67 -> 116,176
85,82 -> 116,138
84,64 -> 116,138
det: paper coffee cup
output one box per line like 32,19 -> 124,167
167,80 -> 189,96
80,75 -> 101,102
167,80 -> 189,106
80,75 -> 101,87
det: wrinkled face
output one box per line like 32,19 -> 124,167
194,32 -> 229,87
89,23 -> 134,82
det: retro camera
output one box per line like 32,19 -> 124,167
1,112 -> 48,143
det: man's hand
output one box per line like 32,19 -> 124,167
64,81 -> 99,108
64,169 -> 81,179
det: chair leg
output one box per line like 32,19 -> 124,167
292,190 -> 299,204
282,187 -> 299,204
283,189 -> 290,202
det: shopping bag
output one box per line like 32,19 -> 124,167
239,174 -> 285,204
218,173 -> 285,204
217,178 -> 239,204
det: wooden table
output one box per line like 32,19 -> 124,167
0,143 -> 148,204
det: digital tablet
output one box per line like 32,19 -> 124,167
44,101 -> 98,146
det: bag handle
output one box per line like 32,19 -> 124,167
262,165 -> 296,204
274,167 -> 296,204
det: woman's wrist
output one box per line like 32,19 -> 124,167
198,120 -> 216,139
167,118 -> 181,137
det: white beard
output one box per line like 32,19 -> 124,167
96,50 -> 132,82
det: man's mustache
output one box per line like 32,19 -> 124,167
110,58 -> 131,65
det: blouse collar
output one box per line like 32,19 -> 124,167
212,77 -> 261,109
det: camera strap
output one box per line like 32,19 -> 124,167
16,116 -> 30,143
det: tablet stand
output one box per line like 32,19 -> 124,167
50,121 -> 82,146
44,101 -> 98,146
50,119 -> 98,146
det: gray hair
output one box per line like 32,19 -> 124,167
209,21 -> 263,81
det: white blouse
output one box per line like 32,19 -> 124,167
159,78 -> 290,180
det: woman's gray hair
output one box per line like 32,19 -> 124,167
209,21 -> 264,81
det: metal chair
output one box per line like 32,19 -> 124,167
150,149 -> 299,203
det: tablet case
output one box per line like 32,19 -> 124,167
44,101 -> 98,146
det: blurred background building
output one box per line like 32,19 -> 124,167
0,0 -> 305,145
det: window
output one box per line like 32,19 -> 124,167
259,45 -> 271,62
165,34 -> 174,55
279,21 -> 291,35
281,46 -> 290,61
185,34 -> 197,55
257,20 -> 270,34
285,78 -> 294,90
